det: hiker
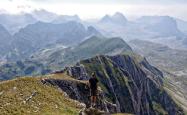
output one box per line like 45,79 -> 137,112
89,72 -> 98,107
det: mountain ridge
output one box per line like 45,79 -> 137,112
0,53 -> 184,115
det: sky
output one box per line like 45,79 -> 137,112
0,0 -> 187,20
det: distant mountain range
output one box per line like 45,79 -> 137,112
136,16 -> 183,37
96,13 -> 186,44
0,36 -> 132,80
0,13 -> 37,34
0,10 -> 186,38
0,10 -> 187,62
0,21 -> 101,61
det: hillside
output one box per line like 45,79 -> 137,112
0,60 -> 51,80
31,36 -> 132,68
0,74 -> 83,115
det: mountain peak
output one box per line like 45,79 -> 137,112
31,9 -> 58,22
99,13 -> 127,25
112,12 -> 127,21
100,15 -> 111,22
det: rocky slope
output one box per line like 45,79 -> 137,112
61,54 -> 184,115
129,39 -> 187,112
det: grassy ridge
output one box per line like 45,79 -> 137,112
0,75 -> 82,115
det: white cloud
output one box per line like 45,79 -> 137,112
0,0 -> 187,21
0,0 -> 35,13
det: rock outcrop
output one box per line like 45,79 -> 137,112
42,78 -> 117,113
79,108 -> 109,115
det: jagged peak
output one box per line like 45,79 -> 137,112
100,13 -> 127,24
112,12 -> 127,21
100,14 -> 112,22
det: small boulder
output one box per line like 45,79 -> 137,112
79,108 -> 110,115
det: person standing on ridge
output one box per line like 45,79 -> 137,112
89,72 -> 99,108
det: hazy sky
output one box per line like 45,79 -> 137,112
0,0 -> 186,20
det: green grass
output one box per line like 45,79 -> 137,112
0,75 -> 82,115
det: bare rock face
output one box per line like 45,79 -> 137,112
66,64 -> 89,80
42,78 -> 117,113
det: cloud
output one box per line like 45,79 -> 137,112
0,0 -> 187,21
23,0 -> 187,5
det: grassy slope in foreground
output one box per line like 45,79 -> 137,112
0,74 -> 82,115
